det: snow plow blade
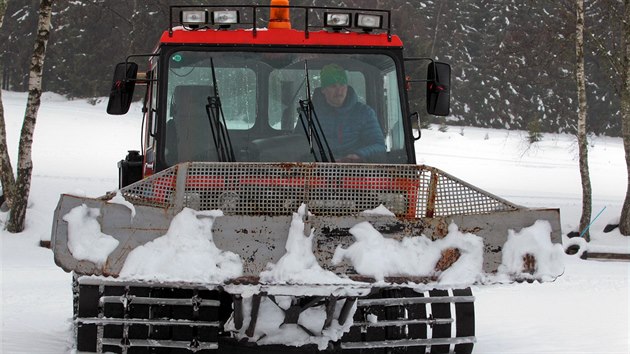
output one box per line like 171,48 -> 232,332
52,162 -> 560,277
51,162 -> 560,354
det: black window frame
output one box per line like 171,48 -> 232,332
154,44 -> 415,171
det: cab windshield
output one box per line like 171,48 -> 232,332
164,50 -> 407,165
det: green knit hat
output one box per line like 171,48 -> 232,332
320,64 -> 348,88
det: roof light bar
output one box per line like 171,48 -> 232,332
324,12 -> 351,29
168,5 -> 393,40
213,10 -> 239,27
356,13 -> 383,31
180,10 -> 208,27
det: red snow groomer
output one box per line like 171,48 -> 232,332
51,1 -> 562,353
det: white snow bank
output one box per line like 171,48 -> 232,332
226,295 -> 356,350
332,221 -> 484,285
260,204 -> 351,284
119,208 -> 243,283
498,220 -> 565,280
606,216 -> 621,225
63,204 -> 119,266
588,228 -> 630,253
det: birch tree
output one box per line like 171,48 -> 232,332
620,0 -> 630,236
0,0 -> 14,212
0,0 -> 53,233
576,0 -> 592,240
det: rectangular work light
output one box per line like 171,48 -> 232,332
355,13 -> 383,31
180,10 -> 208,26
213,10 -> 239,26
324,12 -> 351,29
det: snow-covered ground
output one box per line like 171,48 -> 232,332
1,91 -> 629,353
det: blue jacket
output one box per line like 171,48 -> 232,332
312,86 -> 386,160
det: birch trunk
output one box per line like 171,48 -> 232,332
620,0 -> 630,236
0,89 -> 14,209
576,0 -> 592,241
0,0 -> 16,211
6,0 -> 53,233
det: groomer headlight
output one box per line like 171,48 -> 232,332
213,10 -> 239,27
355,13 -> 383,32
180,10 -> 208,27
325,12 -> 351,30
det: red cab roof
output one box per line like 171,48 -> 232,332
159,28 -> 403,48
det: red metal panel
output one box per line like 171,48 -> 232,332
159,28 -> 403,47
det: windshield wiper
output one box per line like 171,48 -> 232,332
297,61 -> 335,163
205,58 -> 236,162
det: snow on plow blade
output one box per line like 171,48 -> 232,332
52,162 -> 561,277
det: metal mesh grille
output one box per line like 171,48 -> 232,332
121,165 -> 179,209
434,173 -> 513,216
119,162 -> 519,218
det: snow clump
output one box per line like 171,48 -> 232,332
259,204 -> 351,284
332,221 -> 484,285
360,204 -> 396,216
433,223 -> 485,285
228,205 -> 357,350
119,208 -> 243,283
108,190 -> 136,219
226,295 -> 356,350
498,220 -> 564,280
63,204 -> 120,266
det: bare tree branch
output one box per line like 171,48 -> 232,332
86,0 -> 133,26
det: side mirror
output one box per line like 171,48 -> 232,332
106,62 -> 138,115
426,62 -> 451,116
